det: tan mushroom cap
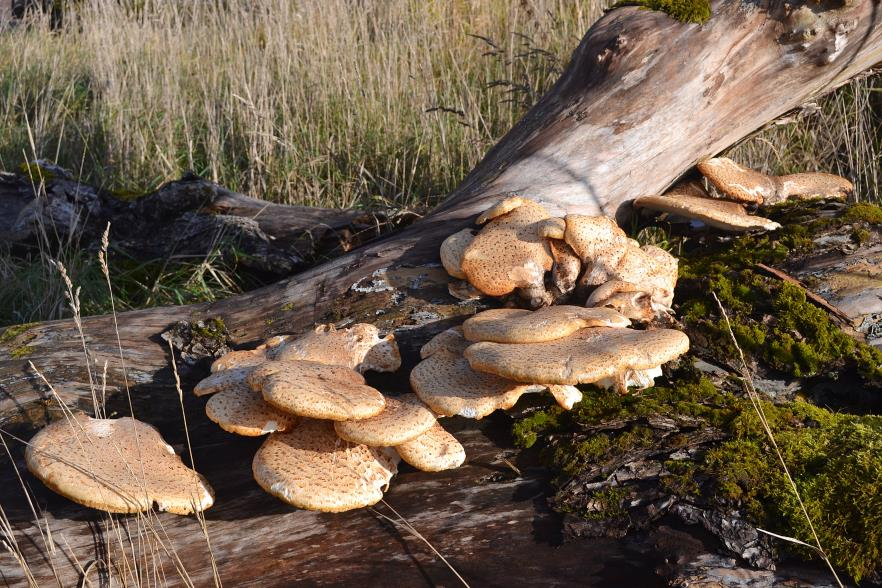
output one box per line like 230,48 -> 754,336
249,360 -> 385,421
634,194 -> 781,232
586,280 -> 657,323
537,217 -> 566,239
394,422 -> 465,472
274,323 -> 400,374
774,172 -> 853,203
462,305 -> 630,344
412,329 -> 538,419
26,414 -> 214,514
549,239 -> 581,295
334,393 -> 437,446
210,349 -> 267,373
420,327 -> 470,359
460,197 -> 553,297
440,228 -> 476,280
252,419 -> 399,512
194,366 -> 253,397
205,385 -> 298,436
464,326 -> 690,385
697,157 -> 776,204
698,157 -> 853,205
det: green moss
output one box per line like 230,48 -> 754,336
10,345 -> 36,359
677,207 -> 882,381
281,302 -> 297,312
518,379 -> 882,581
614,0 -> 711,23
189,317 -> 230,344
842,202 -> 882,225
0,323 -> 36,344
17,162 -> 56,181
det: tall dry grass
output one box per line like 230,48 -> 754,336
0,0 -> 607,209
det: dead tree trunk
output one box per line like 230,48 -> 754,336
2,2 -> 882,585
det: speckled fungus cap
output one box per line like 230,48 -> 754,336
252,419 -> 399,512
464,327 -> 690,385
194,366 -> 253,397
210,349 -> 267,373
249,360 -> 385,421
395,422 -> 465,472
633,194 -> 781,232
697,157 -> 776,204
462,305 -> 630,344
411,328 -> 538,419
274,323 -> 400,374
334,393 -> 437,446
460,196 -> 553,297
440,228 -> 476,280
205,384 -> 298,436
25,414 -> 214,514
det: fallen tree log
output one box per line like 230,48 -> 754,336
0,167 -> 388,274
2,1 -> 882,585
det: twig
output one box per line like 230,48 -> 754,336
754,263 -> 853,325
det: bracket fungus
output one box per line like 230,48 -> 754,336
394,422 -> 466,472
249,360 -> 386,421
698,157 -> 853,205
193,365 -> 253,397
334,393 -> 437,447
411,328 -> 541,419
205,385 -> 298,436
634,193 -> 782,232
273,323 -> 400,374
459,196 -> 554,306
252,419 -> 399,512
464,326 -> 689,390
462,306 -> 629,344
26,414 -> 214,514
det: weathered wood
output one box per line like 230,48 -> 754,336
2,1 -> 882,585
0,169 -> 381,274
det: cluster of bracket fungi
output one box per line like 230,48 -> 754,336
24,157 -> 854,515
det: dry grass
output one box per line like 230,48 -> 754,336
0,0 -> 606,209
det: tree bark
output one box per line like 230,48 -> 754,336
2,1 -> 882,585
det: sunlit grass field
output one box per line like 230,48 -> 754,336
0,0 -> 880,326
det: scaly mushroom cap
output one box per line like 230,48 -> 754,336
411,328 -> 538,419
26,414 -> 214,514
464,327 -> 690,385
536,217 -> 566,239
210,349 -> 267,373
586,280 -> 657,323
194,366 -> 253,397
697,157 -> 776,204
205,385 -> 298,436
274,323 -> 400,374
248,360 -> 385,421
419,326 -> 469,359
440,228 -> 476,280
548,239 -> 581,295
462,306 -> 630,344
773,172 -> 853,203
394,422 -> 465,472
252,419 -> 399,512
633,194 -> 781,232
334,393 -> 437,446
563,215 -> 630,274
460,197 -> 553,297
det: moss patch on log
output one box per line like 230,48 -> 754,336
613,0 -> 712,24
513,201 -> 882,581
514,375 -> 882,581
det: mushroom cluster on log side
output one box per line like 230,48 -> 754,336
194,322 -> 466,512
